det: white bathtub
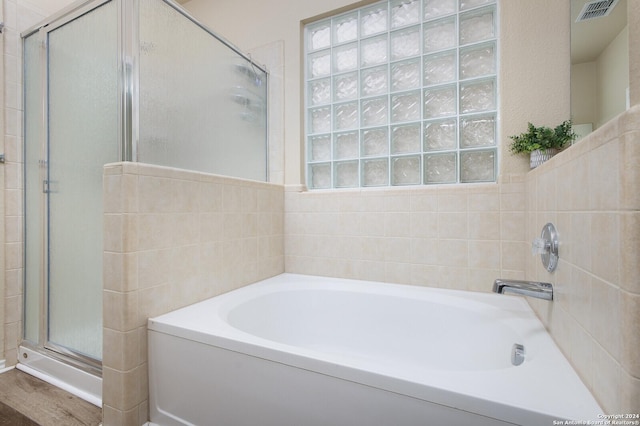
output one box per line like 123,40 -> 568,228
148,273 -> 602,426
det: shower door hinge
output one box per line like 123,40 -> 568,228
0,153 -> 5,163
0,22 -> 4,33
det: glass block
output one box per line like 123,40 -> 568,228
308,50 -> 331,78
362,127 -> 389,157
309,106 -> 331,134
460,42 -> 495,80
424,50 -> 456,86
424,17 -> 456,53
361,96 -> 388,127
361,3 -> 388,37
390,26 -> 421,60
424,152 -> 457,183
460,149 -> 495,182
361,35 -> 388,67
309,163 -> 331,189
361,66 -> 388,97
424,0 -> 456,20
459,6 -> 495,45
391,58 -> 420,92
391,0 -> 421,28
424,85 -> 456,118
391,91 -> 421,123
334,131 -> 359,159
333,12 -> 358,44
424,118 -> 456,151
308,20 -> 331,51
392,155 -> 421,185
362,158 -> 389,186
333,72 -> 358,101
392,124 -> 421,154
334,102 -> 358,130
333,43 -> 358,73
308,78 -> 331,106
309,134 -> 331,161
460,114 -> 495,148
460,78 -> 495,113
335,160 -> 359,187
459,0 -> 493,11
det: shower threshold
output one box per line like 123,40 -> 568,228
17,346 -> 102,407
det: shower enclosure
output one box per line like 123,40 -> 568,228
22,0 -> 267,401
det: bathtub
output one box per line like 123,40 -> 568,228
148,273 -> 602,426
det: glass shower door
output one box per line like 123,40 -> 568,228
46,0 -> 119,361
23,0 -> 119,366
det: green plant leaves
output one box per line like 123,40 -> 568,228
509,120 -> 577,154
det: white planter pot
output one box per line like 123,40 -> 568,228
530,148 -> 558,169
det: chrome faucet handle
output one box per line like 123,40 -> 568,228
533,223 -> 559,272
531,237 -> 549,255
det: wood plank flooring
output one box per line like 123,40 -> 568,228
0,369 -> 102,426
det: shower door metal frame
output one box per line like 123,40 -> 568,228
21,0 -> 130,377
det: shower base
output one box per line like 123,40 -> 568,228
17,346 -> 101,407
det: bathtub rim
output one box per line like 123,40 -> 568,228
148,273 -> 602,424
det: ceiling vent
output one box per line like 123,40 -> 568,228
575,0 -> 621,22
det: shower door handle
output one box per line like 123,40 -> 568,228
43,179 -> 49,193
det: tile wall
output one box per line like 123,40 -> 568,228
525,105 -> 640,414
285,175 -> 527,292
102,162 -> 284,425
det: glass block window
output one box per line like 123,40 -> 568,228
305,0 -> 498,189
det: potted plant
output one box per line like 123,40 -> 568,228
509,120 -> 577,168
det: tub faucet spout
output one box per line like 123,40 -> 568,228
493,279 -> 553,301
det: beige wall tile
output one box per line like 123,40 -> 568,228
468,241 -> 501,269
567,268 -> 593,332
499,211 -> 525,242
467,268 -> 501,293
410,212 -> 437,239
438,212 -> 468,239
500,190 -> 525,212
437,193 -> 468,212
437,240 -> 468,267
591,213 -> 620,285
501,241 -> 526,271
102,366 -> 141,412
103,290 -> 138,332
590,279 -> 621,360
619,370 -> 640,413
571,213 -> 592,272
438,266 -> 469,290
199,182 -> 223,212
468,191 -> 500,212
103,328 -> 139,372
103,174 -> 122,214
621,291 -> 640,378
620,132 -> 640,211
384,212 -> 411,237
589,144 -> 620,211
620,212 -> 640,293
468,211 -> 500,240
569,324 -> 594,391
591,343 -> 622,414
103,252 -> 124,292
137,249 -> 170,290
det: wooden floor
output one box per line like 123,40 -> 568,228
0,368 -> 102,426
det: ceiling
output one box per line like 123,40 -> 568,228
571,0 -> 627,64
